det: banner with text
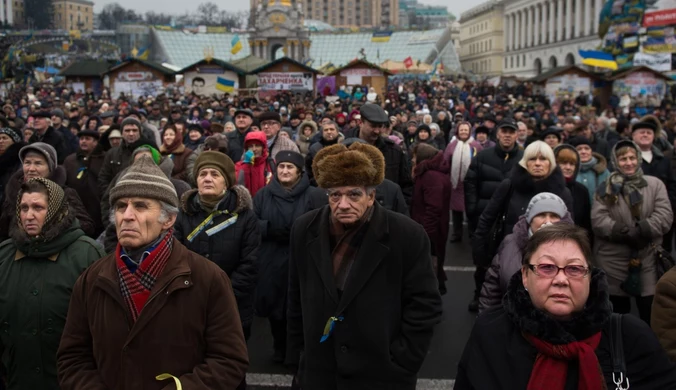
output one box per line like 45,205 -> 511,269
633,52 -> 673,71
644,0 -> 676,27
257,72 -> 313,91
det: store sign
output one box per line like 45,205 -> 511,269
258,72 -> 313,91
633,52 -> 672,71
339,68 -> 383,77
117,72 -> 154,81
545,74 -> 591,105
613,71 -> 667,97
644,5 -> 676,27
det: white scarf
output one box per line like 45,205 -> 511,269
451,137 -> 474,189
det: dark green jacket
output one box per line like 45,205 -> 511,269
0,219 -> 104,390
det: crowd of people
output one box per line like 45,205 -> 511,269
0,78 -> 674,389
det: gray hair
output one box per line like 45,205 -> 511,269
597,116 -> 610,130
321,120 -> 339,132
518,140 -> 556,175
109,200 -> 179,225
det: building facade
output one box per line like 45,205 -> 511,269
53,0 -> 94,31
459,0 -> 504,76
251,0 -> 399,28
503,0 -> 602,77
1,0 -> 15,26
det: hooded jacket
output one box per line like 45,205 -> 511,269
577,152 -> 610,204
295,121 -> 318,157
174,185 -> 260,328
235,131 -> 274,197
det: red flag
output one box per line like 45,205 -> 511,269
404,56 -> 413,69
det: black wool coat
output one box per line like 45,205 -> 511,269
472,165 -> 573,267
29,127 -> 68,164
174,185 -> 260,328
286,203 -> 442,390
463,144 -> 523,226
0,142 -> 24,206
252,175 -> 327,320
456,271 -> 676,390
375,178 -> 409,216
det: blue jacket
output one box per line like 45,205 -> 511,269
576,152 -> 610,204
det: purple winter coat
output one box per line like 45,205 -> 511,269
443,139 -> 483,211
478,212 -> 574,313
411,151 -> 451,263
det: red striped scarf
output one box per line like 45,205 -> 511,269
116,230 -> 174,322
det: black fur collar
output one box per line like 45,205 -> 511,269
511,165 -> 568,196
503,268 -> 612,344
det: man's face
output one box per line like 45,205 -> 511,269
19,191 -> 48,236
290,118 -> 301,127
262,120 -> 280,140
122,125 -> 140,144
563,123 -> 575,135
476,132 -> 487,142
51,115 -> 62,126
359,120 -> 387,144
327,186 -> 375,225
632,129 -> 655,150
497,127 -> 516,149
235,114 -> 252,130
110,137 -> 122,148
114,197 -> 176,251
407,125 -> 417,134
322,124 -> 338,141
192,80 -> 205,94
34,117 -> 48,131
79,135 -> 98,152
102,117 -> 113,126
517,123 -> 528,141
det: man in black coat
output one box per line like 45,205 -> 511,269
226,108 -> 253,163
357,103 -> 413,203
463,118 -> 523,312
306,120 -> 341,186
51,108 -> 78,156
29,111 -> 67,164
632,119 -> 676,252
287,142 -> 442,389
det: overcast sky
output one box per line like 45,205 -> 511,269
95,0 -> 470,18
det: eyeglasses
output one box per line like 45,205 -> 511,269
327,189 -> 366,203
526,264 -> 590,279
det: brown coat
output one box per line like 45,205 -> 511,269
592,176 -> 674,297
160,143 -> 193,182
56,239 -> 249,390
653,267 -> 676,361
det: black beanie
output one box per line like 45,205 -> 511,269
276,150 -> 304,171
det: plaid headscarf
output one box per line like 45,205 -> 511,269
329,207 -> 374,290
16,178 -> 65,232
116,229 -> 174,322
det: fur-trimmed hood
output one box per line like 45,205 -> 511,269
503,267 -> 612,344
180,184 -> 253,215
590,152 -> 608,175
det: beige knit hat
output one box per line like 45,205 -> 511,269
109,155 -> 179,207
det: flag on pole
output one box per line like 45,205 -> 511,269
216,77 -> 236,93
403,56 -> 413,69
231,35 -> 242,55
578,50 -> 617,70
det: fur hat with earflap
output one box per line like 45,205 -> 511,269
313,143 -> 385,189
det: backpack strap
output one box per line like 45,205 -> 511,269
609,313 -> 630,390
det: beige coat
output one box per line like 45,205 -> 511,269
591,176 -> 673,297
653,267 -> 676,361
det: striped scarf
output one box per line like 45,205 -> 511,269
116,230 -> 174,322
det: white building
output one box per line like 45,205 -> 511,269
1,0 -> 15,26
503,0 -> 602,77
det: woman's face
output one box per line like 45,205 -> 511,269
88,119 -> 97,130
248,142 -> 264,157
163,129 -> 176,146
558,160 -> 576,179
23,152 -> 50,180
0,133 -> 14,154
544,134 -> 559,148
19,191 -> 48,236
197,168 -> 226,196
530,212 -> 561,232
189,130 -> 202,141
576,145 -> 592,162
617,150 -> 638,176
303,126 -> 313,136
418,130 -> 430,141
251,125 -> 261,132
457,124 -> 470,141
23,129 -> 33,143
526,154 -> 551,179
521,239 -> 590,320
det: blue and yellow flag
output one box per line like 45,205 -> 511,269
371,31 -> 392,43
216,77 -> 235,93
231,35 -> 242,55
136,45 -> 150,60
579,50 -> 617,70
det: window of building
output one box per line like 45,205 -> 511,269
488,59 -> 491,69
522,54 -> 526,67
489,40 -> 492,50
516,55 -> 519,67
505,57 -> 508,68
69,4 -> 72,9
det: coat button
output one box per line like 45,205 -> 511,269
47,318 -> 53,324
340,345 -> 348,353
31,329 -> 37,335
184,280 -> 189,285
46,328 -> 53,334
35,367 -> 41,373
205,254 -> 210,258
32,289 -> 38,295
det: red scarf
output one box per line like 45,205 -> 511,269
524,332 -> 605,390
116,230 -> 174,322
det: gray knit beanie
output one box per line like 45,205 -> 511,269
120,116 -> 142,130
19,142 -> 57,173
525,192 -> 567,224
110,154 -> 179,208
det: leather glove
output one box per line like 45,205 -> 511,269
610,223 -> 629,243
627,225 -> 651,250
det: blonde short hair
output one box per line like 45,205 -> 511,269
519,140 -> 557,176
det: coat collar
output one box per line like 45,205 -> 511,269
15,249 -> 58,261
306,203 -> 390,312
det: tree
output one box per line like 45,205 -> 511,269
24,0 -> 54,29
97,3 -> 142,30
145,11 -> 172,25
197,2 -> 219,25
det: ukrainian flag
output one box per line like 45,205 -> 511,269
371,31 -> 392,43
579,50 -> 618,70
216,77 -> 235,93
231,35 -> 242,55
136,45 -> 150,60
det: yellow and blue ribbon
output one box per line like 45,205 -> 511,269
76,167 -> 86,179
186,210 -> 227,242
205,214 -> 238,236
156,373 -> 182,390
320,316 -> 344,343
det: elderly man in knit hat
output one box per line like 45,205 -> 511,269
258,111 -> 300,160
286,142 -> 442,389
97,116 -> 155,196
57,154 -> 249,390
